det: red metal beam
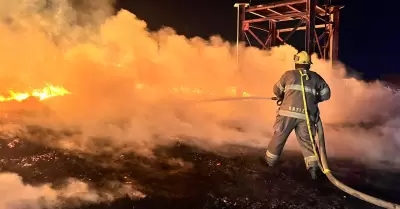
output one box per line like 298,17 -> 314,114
278,24 -> 325,33
324,29 -> 332,59
286,5 -> 301,12
268,8 -> 283,15
246,0 -> 306,12
243,12 -> 306,24
329,6 -> 340,61
314,29 -> 323,58
317,31 -> 327,42
249,25 -> 269,33
263,34 -> 272,49
236,1 -> 343,62
316,6 -> 326,15
277,33 -> 285,43
247,29 -> 266,48
270,22 -> 277,46
305,0 -> 316,54
284,19 -> 305,42
268,8 -> 294,20
248,7 -> 330,18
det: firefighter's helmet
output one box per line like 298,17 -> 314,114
294,51 -> 312,65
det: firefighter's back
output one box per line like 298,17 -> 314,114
278,70 -> 330,122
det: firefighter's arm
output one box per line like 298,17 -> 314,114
273,72 -> 287,98
317,76 -> 331,102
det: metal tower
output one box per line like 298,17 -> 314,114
234,0 -> 343,61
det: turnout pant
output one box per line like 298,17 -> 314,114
266,115 -> 318,170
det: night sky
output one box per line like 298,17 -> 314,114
116,0 -> 398,81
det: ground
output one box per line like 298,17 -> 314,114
0,133 -> 399,209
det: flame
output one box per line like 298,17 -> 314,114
0,82 -> 251,103
0,83 -> 71,102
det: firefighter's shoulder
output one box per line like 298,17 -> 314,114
283,70 -> 298,77
309,71 -> 325,80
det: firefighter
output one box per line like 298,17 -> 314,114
265,51 -> 331,179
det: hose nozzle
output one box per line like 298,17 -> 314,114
271,97 -> 283,106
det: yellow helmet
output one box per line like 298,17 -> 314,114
294,51 -> 312,65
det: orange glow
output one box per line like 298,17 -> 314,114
0,83 -> 71,102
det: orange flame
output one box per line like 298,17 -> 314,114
0,82 -> 251,103
0,83 -> 71,102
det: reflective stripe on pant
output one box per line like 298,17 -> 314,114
266,115 -> 318,170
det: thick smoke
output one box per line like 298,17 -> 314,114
0,1 -> 399,205
0,172 -> 144,209
0,0 -> 398,158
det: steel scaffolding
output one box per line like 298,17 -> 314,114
234,0 -> 343,61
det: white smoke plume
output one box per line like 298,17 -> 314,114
0,172 -> 144,209
0,2 -> 399,206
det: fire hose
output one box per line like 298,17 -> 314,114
196,96 -> 281,104
298,70 -> 400,209
196,80 -> 400,208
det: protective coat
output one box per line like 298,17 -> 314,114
266,69 -> 331,170
273,70 -> 330,122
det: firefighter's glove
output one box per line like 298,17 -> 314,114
276,99 -> 283,106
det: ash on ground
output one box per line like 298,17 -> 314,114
0,134 -> 399,209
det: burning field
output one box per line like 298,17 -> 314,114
0,0 -> 399,208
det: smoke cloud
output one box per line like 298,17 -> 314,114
0,172 -> 144,209
0,0 -> 398,160
0,0 -> 399,206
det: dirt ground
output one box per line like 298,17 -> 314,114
0,134 -> 399,209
